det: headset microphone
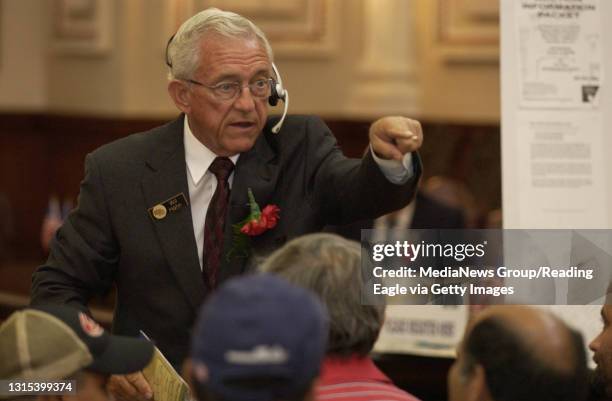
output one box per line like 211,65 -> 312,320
270,63 -> 289,134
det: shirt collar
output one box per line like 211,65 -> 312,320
184,116 -> 239,185
319,355 -> 392,385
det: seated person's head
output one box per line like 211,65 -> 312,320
188,274 -> 328,401
448,305 -> 588,401
260,233 -> 384,358
0,305 -> 154,401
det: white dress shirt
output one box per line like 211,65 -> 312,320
183,117 -> 414,269
184,118 -> 239,269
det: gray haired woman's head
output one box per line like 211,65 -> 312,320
260,233 -> 385,357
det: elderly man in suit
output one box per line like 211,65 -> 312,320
31,7 -> 423,401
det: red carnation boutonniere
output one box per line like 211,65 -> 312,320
228,188 -> 280,260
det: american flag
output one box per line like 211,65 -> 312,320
41,196 -> 62,252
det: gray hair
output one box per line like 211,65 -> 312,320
260,233 -> 385,357
167,7 -> 273,80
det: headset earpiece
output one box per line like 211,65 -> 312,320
268,63 -> 286,106
269,79 -> 280,106
269,63 -> 289,134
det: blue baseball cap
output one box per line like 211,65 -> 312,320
191,273 -> 328,401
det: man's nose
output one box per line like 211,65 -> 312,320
233,86 -> 256,111
589,335 -> 600,352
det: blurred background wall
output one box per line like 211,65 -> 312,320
0,0 -> 502,260
0,3 -> 502,399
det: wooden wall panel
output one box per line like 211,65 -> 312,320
0,113 -> 500,260
0,115 -> 162,260
191,0 -> 338,58
437,0 -> 499,63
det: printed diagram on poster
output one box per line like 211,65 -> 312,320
516,0 -> 603,109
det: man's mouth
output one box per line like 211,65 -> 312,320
229,121 -> 256,129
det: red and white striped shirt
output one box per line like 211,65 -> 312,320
316,355 -> 421,401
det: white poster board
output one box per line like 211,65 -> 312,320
502,0 -> 610,229
501,0 -> 612,361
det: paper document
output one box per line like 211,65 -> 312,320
516,0 -> 603,109
374,305 -> 467,358
142,346 -> 191,401
514,110 -> 607,227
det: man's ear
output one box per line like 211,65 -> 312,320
468,364 -> 493,401
168,80 -> 192,114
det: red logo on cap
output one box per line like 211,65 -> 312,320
78,312 -> 104,337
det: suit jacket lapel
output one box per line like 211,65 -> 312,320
140,116 -> 205,311
218,130 -> 278,283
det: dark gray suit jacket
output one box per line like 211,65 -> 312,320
31,115 -> 421,366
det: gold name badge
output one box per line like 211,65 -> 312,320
151,204 -> 167,220
148,193 -> 189,221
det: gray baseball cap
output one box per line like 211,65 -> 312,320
0,304 -> 154,380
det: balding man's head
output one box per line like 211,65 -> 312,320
448,306 -> 588,401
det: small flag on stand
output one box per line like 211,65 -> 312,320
41,196 -> 62,252
61,197 -> 74,220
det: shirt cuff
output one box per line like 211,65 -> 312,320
370,144 -> 415,185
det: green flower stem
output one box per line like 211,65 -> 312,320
227,188 -> 261,261
246,188 -> 261,219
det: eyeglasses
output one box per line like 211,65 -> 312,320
185,78 -> 272,101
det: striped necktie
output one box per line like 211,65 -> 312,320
203,157 -> 234,289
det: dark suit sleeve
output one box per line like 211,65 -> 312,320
304,116 -> 421,225
31,153 -> 118,310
